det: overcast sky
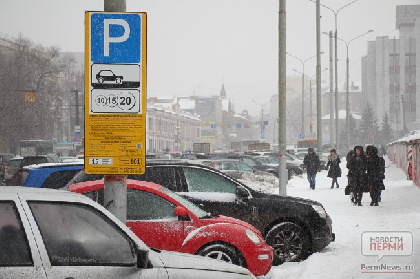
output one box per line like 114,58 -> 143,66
1,0 -> 419,116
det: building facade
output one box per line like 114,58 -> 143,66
362,5 -> 420,135
146,101 -> 201,153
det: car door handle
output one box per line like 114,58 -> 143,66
186,226 -> 194,230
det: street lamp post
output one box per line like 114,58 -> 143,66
252,100 -> 270,141
287,52 -> 321,138
310,0 -> 360,149
338,30 -> 373,149
309,68 -> 328,138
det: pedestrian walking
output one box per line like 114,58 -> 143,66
366,145 -> 385,206
347,146 -> 367,206
303,147 -> 320,190
326,149 -> 341,188
345,150 -> 355,202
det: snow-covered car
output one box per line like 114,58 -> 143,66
69,179 -> 273,276
65,162 -> 335,265
0,186 -> 256,279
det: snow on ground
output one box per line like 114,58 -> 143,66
246,157 -> 420,279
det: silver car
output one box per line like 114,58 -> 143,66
0,187 -> 256,279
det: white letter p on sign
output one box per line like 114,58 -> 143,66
104,19 -> 130,57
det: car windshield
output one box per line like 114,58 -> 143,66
8,159 -> 22,167
242,157 -> 256,166
160,187 -> 211,219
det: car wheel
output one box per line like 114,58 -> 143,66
97,77 -> 104,83
197,243 -> 244,267
266,222 -> 309,265
116,77 -> 122,84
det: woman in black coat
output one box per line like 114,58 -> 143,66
327,149 -> 341,188
347,146 -> 367,206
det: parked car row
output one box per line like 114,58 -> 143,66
64,161 -> 334,266
2,156 -> 335,276
0,186 -> 257,278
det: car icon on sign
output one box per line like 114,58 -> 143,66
96,70 -> 123,84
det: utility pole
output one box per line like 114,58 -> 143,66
278,0 -> 287,196
316,0 -> 322,153
328,31 -> 334,147
103,0 -> 127,223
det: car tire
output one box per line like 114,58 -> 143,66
98,77 -> 104,83
266,222 -> 309,265
197,243 -> 244,267
116,77 -> 122,84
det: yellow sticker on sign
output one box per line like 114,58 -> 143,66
84,12 -> 147,174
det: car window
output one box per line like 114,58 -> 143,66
127,189 -> 177,221
268,158 -> 279,164
21,157 -> 48,167
28,201 -> 136,266
9,159 -> 22,167
221,162 -> 236,171
257,158 -> 269,164
242,157 -> 256,166
0,201 -> 33,266
183,167 -> 236,194
236,162 -> 253,172
130,167 -> 177,189
42,169 -> 82,189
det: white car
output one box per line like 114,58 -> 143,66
0,187 -> 256,279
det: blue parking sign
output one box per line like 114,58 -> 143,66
91,13 -> 141,63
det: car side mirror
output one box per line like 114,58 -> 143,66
236,186 -> 249,199
137,249 -> 152,269
174,206 -> 188,217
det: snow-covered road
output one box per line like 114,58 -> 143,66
255,157 -> 420,279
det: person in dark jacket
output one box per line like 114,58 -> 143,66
366,145 -> 385,206
347,146 -> 367,206
303,148 -> 320,190
346,150 -> 355,203
327,149 -> 341,188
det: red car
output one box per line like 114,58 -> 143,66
69,179 -> 273,276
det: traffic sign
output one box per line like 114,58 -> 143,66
299,133 -> 305,139
85,11 -> 147,175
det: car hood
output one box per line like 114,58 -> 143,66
156,249 -> 252,275
253,190 -> 322,206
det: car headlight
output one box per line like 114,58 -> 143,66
312,205 -> 327,218
245,229 -> 261,245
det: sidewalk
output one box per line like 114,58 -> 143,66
266,158 -> 420,279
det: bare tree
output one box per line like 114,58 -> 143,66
0,34 -> 76,153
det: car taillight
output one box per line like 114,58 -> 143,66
4,166 -> 8,172
210,163 -> 214,168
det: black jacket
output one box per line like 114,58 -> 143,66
304,152 -> 320,175
366,145 -> 385,183
347,146 -> 367,178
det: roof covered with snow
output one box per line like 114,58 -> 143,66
390,130 -> 420,144
179,98 -> 196,110
321,110 -> 361,120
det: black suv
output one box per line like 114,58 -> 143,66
66,161 -> 335,265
